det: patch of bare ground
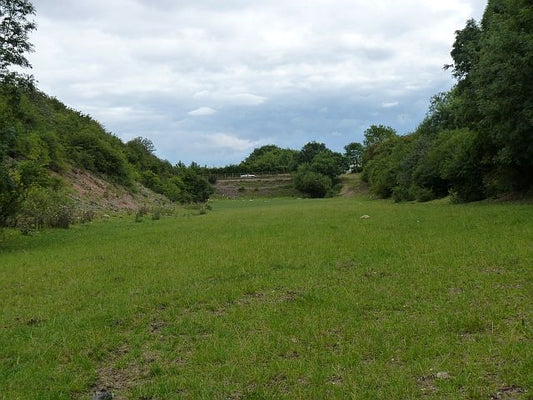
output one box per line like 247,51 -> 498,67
233,289 -> 300,306
490,385 -> 527,399
339,173 -> 368,197
62,168 -> 169,212
89,346 -> 146,400
88,343 -> 165,400
418,374 -> 438,397
492,191 -> 533,203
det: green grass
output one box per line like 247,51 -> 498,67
1,196 -> 532,399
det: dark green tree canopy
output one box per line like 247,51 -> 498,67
361,0 -> 533,201
445,18 -> 482,80
297,141 -> 328,164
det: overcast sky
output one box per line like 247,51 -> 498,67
29,0 -> 487,166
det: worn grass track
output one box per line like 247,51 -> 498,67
1,196 -> 532,399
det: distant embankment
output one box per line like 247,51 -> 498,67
214,174 -> 298,199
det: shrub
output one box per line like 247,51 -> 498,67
79,209 -> 96,224
18,187 -> 75,230
293,165 -> 332,198
137,205 -> 149,216
151,208 -> 161,220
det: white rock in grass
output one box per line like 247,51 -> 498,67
360,215 -> 371,219
436,371 -> 450,380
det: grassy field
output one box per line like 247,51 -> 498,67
1,194 -> 532,399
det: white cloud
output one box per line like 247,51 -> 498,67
201,133 -> 257,152
188,107 -> 217,116
193,91 -> 267,106
382,102 -> 399,108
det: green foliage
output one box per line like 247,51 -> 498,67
363,136 -> 410,198
310,150 -> 347,180
296,141 -> 328,164
362,125 -> 398,171
363,124 -> 397,147
179,169 -> 213,203
291,142 -> 346,198
293,164 -> 332,198
0,0 -> 36,85
240,145 -> 297,173
362,0 -> 533,201
344,142 -> 364,172
445,19 -> 482,79
0,158 -> 21,226
471,0 -> 533,189
69,130 -> 134,185
18,186 -> 75,232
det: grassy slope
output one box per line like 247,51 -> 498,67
0,196 -> 532,399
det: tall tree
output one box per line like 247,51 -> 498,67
0,0 -> 36,84
1,0 -> 36,227
344,142 -> 364,172
472,0 -> 533,189
445,18 -> 482,80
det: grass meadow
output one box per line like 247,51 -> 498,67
1,195 -> 532,399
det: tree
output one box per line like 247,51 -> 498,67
470,0 -> 533,190
297,141 -> 328,164
310,150 -> 346,180
0,0 -> 36,85
445,19 -> 482,80
363,125 -> 397,147
293,164 -> 332,198
344,142 -> 364,172
241,145 -> 297,173
361,125 -> 398,171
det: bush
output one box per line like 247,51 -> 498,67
293,165 -> 332,198
137,205 -> 149,216
18,187 -> 75,231
79,209 -> 96,224
151,208 -> 161,220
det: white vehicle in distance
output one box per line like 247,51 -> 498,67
240,174 -> 256,178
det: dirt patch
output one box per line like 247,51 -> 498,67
233,289 -> 300,306
89,345 -> 164,400
490,386 -> 526,399
327,375 -> 344,386
62,168 -> 169,212
339,173 -> 369,197
418,375 -> 438,397
90,346 -> 146,400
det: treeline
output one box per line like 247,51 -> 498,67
361,0 -> 533,202
209,142 -> 350,198
0,85 -> 212,230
